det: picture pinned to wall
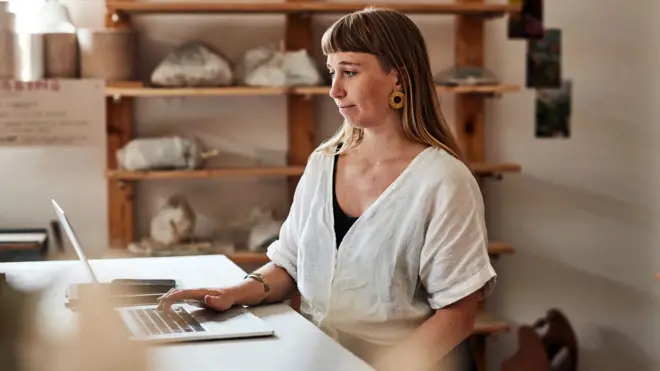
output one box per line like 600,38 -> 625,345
508,0 -> 544,39
526,28 -> 561,88
535,80 -> 572,139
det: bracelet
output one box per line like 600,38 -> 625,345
244,273 -> 270,304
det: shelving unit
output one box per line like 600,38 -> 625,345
103,1 -> 522,369
105,163 -> 520,181
106,1 -> 519,15
106,81 -> 521,97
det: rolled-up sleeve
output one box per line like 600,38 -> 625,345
419,172 -> 497,310
266,216 -> 299,281
265,158 -> 313,282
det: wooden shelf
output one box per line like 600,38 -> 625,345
488,241 -> 515,255
470,162 -> 521,174
107,1 -> 520,16
294,84 -> 521,96
474,311 -> 509,335
106,82 -> 521,98
438,84 -> 521,95
106,84 -> 290,97
106,163 -> 519,181
106,166 -> 306,180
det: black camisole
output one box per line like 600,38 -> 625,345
332,151 -> 358,248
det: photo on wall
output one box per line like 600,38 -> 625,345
535,80 -> 572,139
508,0 -> 544,39
526,28 -> 561,88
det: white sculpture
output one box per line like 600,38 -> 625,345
150,194 -> 196,247
34,0 -> 76,33
116,136 -> 218,171
238,43 -> 322,87
127,194 -> 223,257
151,42 -> 233,87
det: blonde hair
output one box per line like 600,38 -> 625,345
316,7 -> 464,162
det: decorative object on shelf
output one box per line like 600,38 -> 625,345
78,28 -> 135,80
12,33 -> 44,81
36,0 -> 79,78
44,33 -> 78,78
526,28 -> 561,88
116,136 -> 219,171
127,194 -> 231,257
150,194 -> 196,246
151,42 -> 233,87
7,0 -> 78,80
434,63 -> 500,86
36,0 -> 76,34
238,43 -> 321,87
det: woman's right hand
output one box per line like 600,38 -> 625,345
157,288 -> 236,312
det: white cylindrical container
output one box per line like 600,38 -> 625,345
0,2 -> 14,78
13,32 -> 44,81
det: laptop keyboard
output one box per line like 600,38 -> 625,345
127,307 -> 206,335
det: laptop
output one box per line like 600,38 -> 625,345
51,198 -> 275,344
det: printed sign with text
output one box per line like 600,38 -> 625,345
0,79 -> 104,146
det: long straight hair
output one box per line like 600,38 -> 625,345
316,7 -> 464,162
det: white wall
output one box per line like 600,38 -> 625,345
2,0 -> 659,369
484,0 -> 660,369
0,83 -> 107,259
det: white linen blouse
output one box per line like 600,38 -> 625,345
266,146 -> 496,364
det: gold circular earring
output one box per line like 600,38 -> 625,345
389,91 -> 405,109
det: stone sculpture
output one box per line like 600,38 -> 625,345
116,136 -> 218,171
151,42 -> 233,87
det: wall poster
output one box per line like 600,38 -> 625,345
535,79 -> 572,138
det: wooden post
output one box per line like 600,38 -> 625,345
285,8 -> 315,202
454,2 -> 485,163
455,1 -> 488,370
285,1 -> 315,313
106,97 -> 134,249
105,1 -> 135,249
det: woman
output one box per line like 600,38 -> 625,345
157,7 -> 496,371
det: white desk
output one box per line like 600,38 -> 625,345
0,255 -> 374,371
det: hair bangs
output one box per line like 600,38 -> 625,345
321,12 -> 382,56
